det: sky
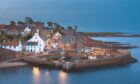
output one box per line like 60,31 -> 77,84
0,0 -> 140,33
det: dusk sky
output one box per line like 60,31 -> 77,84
0,0 -> 140,33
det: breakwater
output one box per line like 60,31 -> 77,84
65,55 -> 136,71
23,53 -> 136,72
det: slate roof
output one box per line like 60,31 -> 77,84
26,42 -> 38,46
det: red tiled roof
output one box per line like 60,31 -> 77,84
0,41 -> 19,46
4,26 -> 25,32
0,24 -> 5,29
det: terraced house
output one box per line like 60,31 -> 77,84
0,41 -> 23,52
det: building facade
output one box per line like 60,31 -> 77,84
26,30 -> 45,53
0,41 -> 23,52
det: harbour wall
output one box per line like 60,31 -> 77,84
23,53 -> 136,71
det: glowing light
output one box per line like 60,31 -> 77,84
33,67 -> 40,76
59,71 -> 67,84
32,67 -> 40,84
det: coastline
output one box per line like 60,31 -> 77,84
80,32 -> 140,37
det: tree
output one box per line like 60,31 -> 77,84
25,17 -> 34,26
21,34 -> 32,42
9,20 -> 16,26
47,22 -> 53,28
53,23 -> 61,29
17,21 -> 25,26
67,26 -> 73,29
53,27 -> 62,33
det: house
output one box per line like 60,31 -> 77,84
47,32 -> 77,52
52,32 -> 62,41
45,32 -> 63,52
0,24 -> 5,30
31,21 -> 45,34
24,26 -> 31,34
0,41 -> 22,52
1,25 -> 25,35
52,32 -> 63,49
31,24 -> 47,41
25,30 -> 45,53
61,35 -> 76,51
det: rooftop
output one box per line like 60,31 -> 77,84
26,42 -> 38,46
0,41 -> 19,46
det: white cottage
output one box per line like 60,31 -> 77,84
24,26 -> 31,34
26,30 -> 45,53
0,41 -> 22,51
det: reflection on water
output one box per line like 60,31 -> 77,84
32,67 -> 40,84
45,70 -> 51,84
32,67 -> 68,84
58,71 -> 67,84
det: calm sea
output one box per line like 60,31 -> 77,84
0,37 -> 140,84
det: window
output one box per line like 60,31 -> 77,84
35,37 -> 37,39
